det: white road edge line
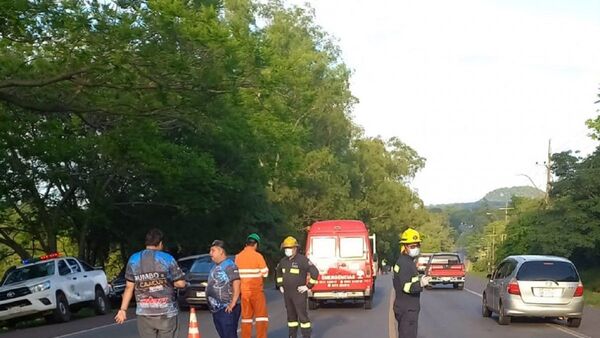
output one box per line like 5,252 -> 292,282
55,319 -> 137,338
464,288 -> 482,298
545,324 -> 591,338
465,288 -> 590,338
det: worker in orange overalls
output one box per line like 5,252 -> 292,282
235,233 -> 269,338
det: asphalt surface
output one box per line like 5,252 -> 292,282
2,275 -> 599,338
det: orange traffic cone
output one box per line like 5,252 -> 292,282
188,307 -> 201,338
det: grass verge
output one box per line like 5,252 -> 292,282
584,291 -> 600,307
467,270 -> 488,280
580,268 -> 600,307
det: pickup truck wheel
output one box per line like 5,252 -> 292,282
94,287 -> 109,315
308,299 -> 318,310
53,292 -> 71,323
456,283 -> 464,290
364,296 -> 373,310
481,294 -> 492,317
567,317 -> 582,328
497,302 -> 511,325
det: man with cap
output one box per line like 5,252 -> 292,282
392,228 -> 431,338
207,240 -> 241,338
114,228 -> 186,338
275,236 -> 319,338
235,233 -> 269,338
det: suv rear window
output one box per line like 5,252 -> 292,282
311,237 -> 336,258
430,255 -> 461,265
340,237 -> 365,258
516,261 -> 579,282
417,256 -> 431,264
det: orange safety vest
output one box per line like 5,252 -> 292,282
235,246 -> 269,292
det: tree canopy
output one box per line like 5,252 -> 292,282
0,0 -> 454,271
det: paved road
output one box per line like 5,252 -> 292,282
2,275 -> 599,338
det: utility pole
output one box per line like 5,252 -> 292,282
545,139 -> 552,204
499,200 -> 514,222
492,224 -> 495,266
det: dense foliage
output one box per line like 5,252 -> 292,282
0,0 -> 454,272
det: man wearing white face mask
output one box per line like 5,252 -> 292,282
392,228 -> 430,338
275,236 -> 319,338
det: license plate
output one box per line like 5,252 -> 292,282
537,288 -> 560,297
542,289 -> 555,297
442,277 -> 452,281
196,291 -> 206,298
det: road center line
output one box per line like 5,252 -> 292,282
55,319 -> 137,338
388,289 -> 395,338
465,287 -> 590,338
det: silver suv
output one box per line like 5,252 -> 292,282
482,255 -> 584,327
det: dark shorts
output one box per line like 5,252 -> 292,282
137,314 -> 179,338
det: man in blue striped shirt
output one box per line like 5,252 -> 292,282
115,229 -> 186,338
207,240 -> 241,338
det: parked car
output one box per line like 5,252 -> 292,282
482,255 -> 584,327
425,253 -> 465,289
0,253 -> 109,325
416,253 -> 432,274
107,268 -> 126,307
177,254 -> 234,309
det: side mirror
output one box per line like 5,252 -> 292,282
486,273 -> 492,280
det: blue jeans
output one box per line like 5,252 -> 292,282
212,304 -> 241,338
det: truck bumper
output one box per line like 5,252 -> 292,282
309,290 -> 371,300
0,292 -> 55,321
429,277 -> 465,285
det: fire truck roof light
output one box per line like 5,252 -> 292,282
21,252 -> 60,265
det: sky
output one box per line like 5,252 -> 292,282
286,0 -> 600,205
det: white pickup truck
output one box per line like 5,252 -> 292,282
0,254 -> 110,325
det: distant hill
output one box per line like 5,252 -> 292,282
428,186 -> 544,210
483,186 -> 544,203
427,186 -> 545,234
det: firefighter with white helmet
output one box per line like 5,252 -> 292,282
392,228 -> 431,338
276,236 -> 319,338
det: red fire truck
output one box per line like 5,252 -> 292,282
305,220 -> 377,310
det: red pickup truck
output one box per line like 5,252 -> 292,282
425,253 -> 465,290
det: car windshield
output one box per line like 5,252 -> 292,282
190,256 -> 215,273
516,261 -> 579,282
4,261 -> 55,285
178,257 -> 199,272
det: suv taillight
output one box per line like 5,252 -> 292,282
574,283 -> 584,297
507,280 -> 521,295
